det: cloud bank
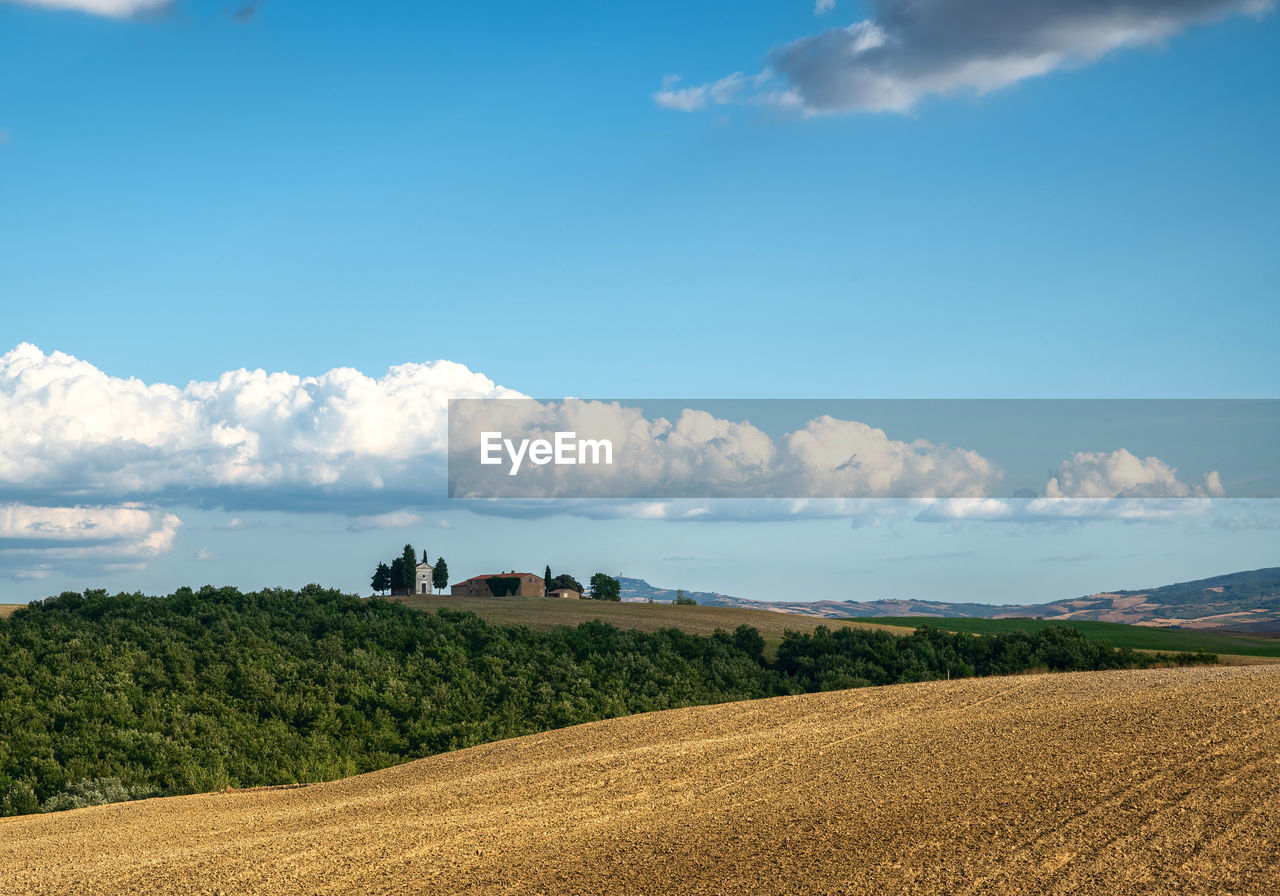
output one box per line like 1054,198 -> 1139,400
0,344 -> 1244,579
656,0 -> 1275,115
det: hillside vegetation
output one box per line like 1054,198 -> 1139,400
0,586 -> 1212,818
864,616 -> 1280,658
2,665 -> 1275,896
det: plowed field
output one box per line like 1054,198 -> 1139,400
2,665 -> 1277,895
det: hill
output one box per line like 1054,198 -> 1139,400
1012,567 -> 1280,628
0,605 -> 19,620
10,586 -> 1191,817
618,576 -> 1015,618
394,594 -> 915,650
2,664 -> 1275,896
864,616 -> 1280,660
621,567 -> 1280,628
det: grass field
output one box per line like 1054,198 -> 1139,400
0,605 -> 21,620
862,616 -> 1280,658
393,595 -> 914,654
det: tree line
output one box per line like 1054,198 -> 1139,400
0,586 -> 1214,817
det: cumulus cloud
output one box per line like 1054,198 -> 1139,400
1044,449 -> 1225,499
5,0 -> 171,17
0,343 -> 522,511
449,401 -> 1003,500
0,345 -> 1248,536
657,0 -> 1274,115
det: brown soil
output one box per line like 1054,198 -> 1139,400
2,666 -> 1277,896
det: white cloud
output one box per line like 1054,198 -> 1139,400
346,510 -> 423,532
1044,449 -> 1224,499
653,70 -> 800,113
0,343 -> 522,508
192,548 -> 216,562
0,501 -> 179,547
449,401 -> 1004,500
815,0 -> 836,14
657,0 -> 1275,115
781,415 -> 998,498
914,496 -> 1214,524
0,502 -> 181,580
0,345 -> 1246,534
5,0 -> 170,17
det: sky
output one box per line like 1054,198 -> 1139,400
1,0 -> 1277,604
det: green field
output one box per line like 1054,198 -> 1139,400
860,617 -> 1280,659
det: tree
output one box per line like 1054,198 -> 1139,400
388,556 -> 406,595
432,557 -> 449,593
543,565 -> 552,597
549,573 -> 584,595
422,548 -> 429,564
674,589 -> 697,606
398,544 -> 417,594
589,573 -> 621,601
371,562 -> 391,595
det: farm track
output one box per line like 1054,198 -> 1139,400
2,665 -> 1278,895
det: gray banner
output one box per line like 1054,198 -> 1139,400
448,399 -> 1279,500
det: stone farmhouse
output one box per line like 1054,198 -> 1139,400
451,571 -> 545,597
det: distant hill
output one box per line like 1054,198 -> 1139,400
618,577 -> 1012,619
1010,568 -> 1280,629
620,567 -> 1280,629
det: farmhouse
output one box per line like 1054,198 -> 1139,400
451,571 -> 545,598
547,588 -> 581,600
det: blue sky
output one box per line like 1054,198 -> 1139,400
1,0 -> 1277,603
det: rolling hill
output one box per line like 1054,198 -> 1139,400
393,594 -> 914,651
2,664 -> 1276,896
621,567 -> 1280,629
